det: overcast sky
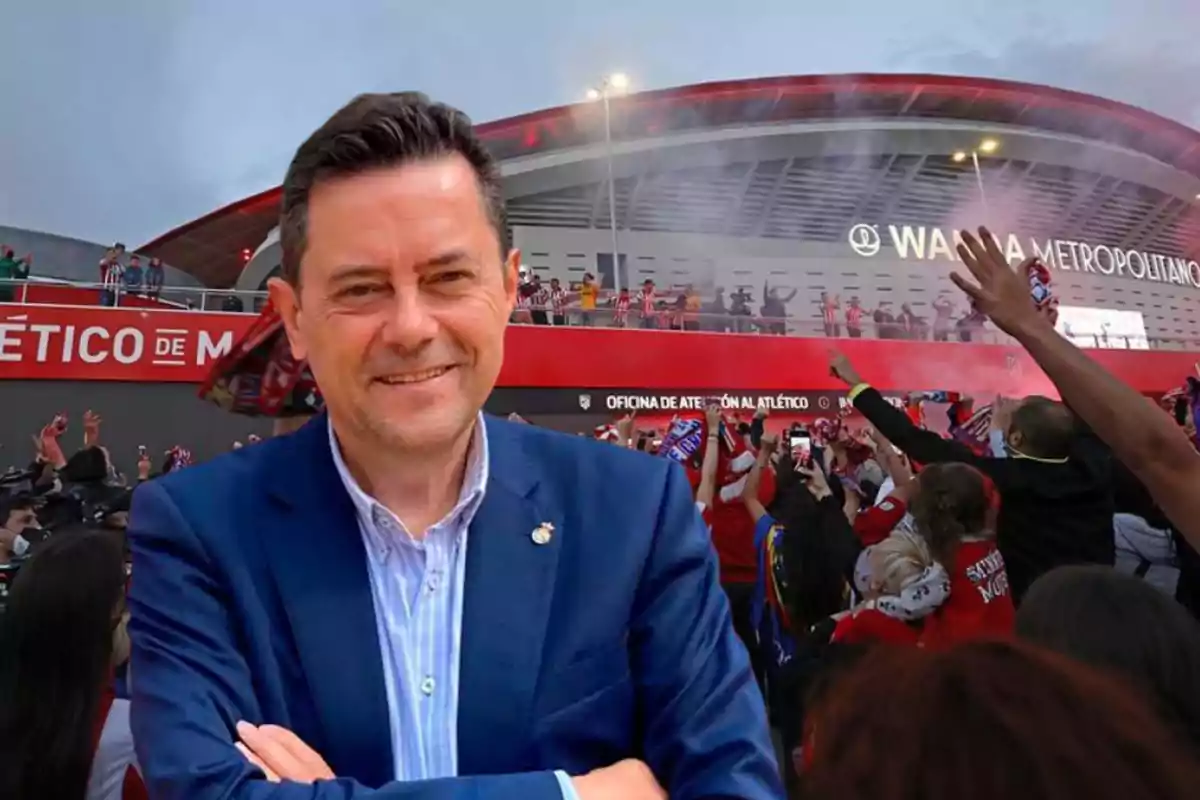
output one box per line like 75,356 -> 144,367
2,0 -> 1198,247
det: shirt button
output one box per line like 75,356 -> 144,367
421,676 -> 436,696
426,574 -> 441,593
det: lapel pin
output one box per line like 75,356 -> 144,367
531,522 -> 555,545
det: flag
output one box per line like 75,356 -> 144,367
198,298 -> 322,417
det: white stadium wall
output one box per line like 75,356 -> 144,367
514,226 -> 1200,341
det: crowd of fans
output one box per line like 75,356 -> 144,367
97,244 -> 166,306
511,270 -> 990,340
7,240 -> 998,340
577,229 -> 1200,796
3,228 -> 1200,798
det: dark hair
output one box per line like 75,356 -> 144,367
1,492 -> 35,518
909,462 -> 991,565
279,91 -> 508,285
0,526 -> 127,799
804,640 -> 1200,800
769,457 -> 858,629
61,446 -> 110,484
1010,395 -> 1075,458
1017,565 -> 1200,752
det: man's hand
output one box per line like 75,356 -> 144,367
704,403 -> 721,430
991,395 -> 1014,433
797,463 -> 833,500
83,410 -> 102,448
235,721 -> 334,784
615,412 -> 637,444
37,418 -> 67,468
571,759 -> 666,800
759,432 -> 779,455
829,351 -> 863,387
952,227 -> 1048,336
136,448 -> 153,481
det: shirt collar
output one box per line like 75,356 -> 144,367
328,413 -> 490,556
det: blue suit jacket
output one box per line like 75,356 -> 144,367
127,415 -> 782,799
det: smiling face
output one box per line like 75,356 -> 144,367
269,155 -> 518,455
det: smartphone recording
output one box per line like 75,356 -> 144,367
790,435 -> 813,468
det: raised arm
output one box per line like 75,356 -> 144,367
635,462 -> 783,799
695,405 -> 722,510
951,227 -> 1200,549
829,353 -> 984,467
741,434 -> 778,523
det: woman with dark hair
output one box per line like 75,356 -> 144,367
908,462 -> 1014,645
741,434 -> 861,793
803,640 -> 1200,799
0,525 -> 143,799
1017,565 -> 1200,752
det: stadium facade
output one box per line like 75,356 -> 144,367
0,225 -> 199,288
139,73 -> 1200,343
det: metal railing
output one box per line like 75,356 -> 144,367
3,277 -> 1199,351
0,276 -> 269,314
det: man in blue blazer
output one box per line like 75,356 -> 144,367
127,91 -> 782,800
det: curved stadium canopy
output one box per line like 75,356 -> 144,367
138,73 -> 1200,289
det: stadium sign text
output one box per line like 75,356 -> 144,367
847,223 -> 1200,289
482,388 -> 907,416
0,305 -> 247,382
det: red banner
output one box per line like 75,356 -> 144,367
0,304 -> 248,382
2,303 -> 1197,395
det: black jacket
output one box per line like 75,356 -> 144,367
853,387 -> 1114,602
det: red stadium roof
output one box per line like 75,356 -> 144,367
140,73 -> 1200,287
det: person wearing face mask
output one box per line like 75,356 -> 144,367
831,351 -> 1114,604
0,494 -> 42,561
0,526 -> 145,800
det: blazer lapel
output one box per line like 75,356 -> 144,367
458,418 -> 562,774
259,415 -> 392,787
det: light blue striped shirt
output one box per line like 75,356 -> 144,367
328,417 -> 577,799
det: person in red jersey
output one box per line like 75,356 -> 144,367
844,297 -> 864,338
909,462 -> 1015,646
833,531 -> 944,646
819,292 -> 840,338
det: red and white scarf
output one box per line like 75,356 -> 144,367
198,298 -> 322,417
